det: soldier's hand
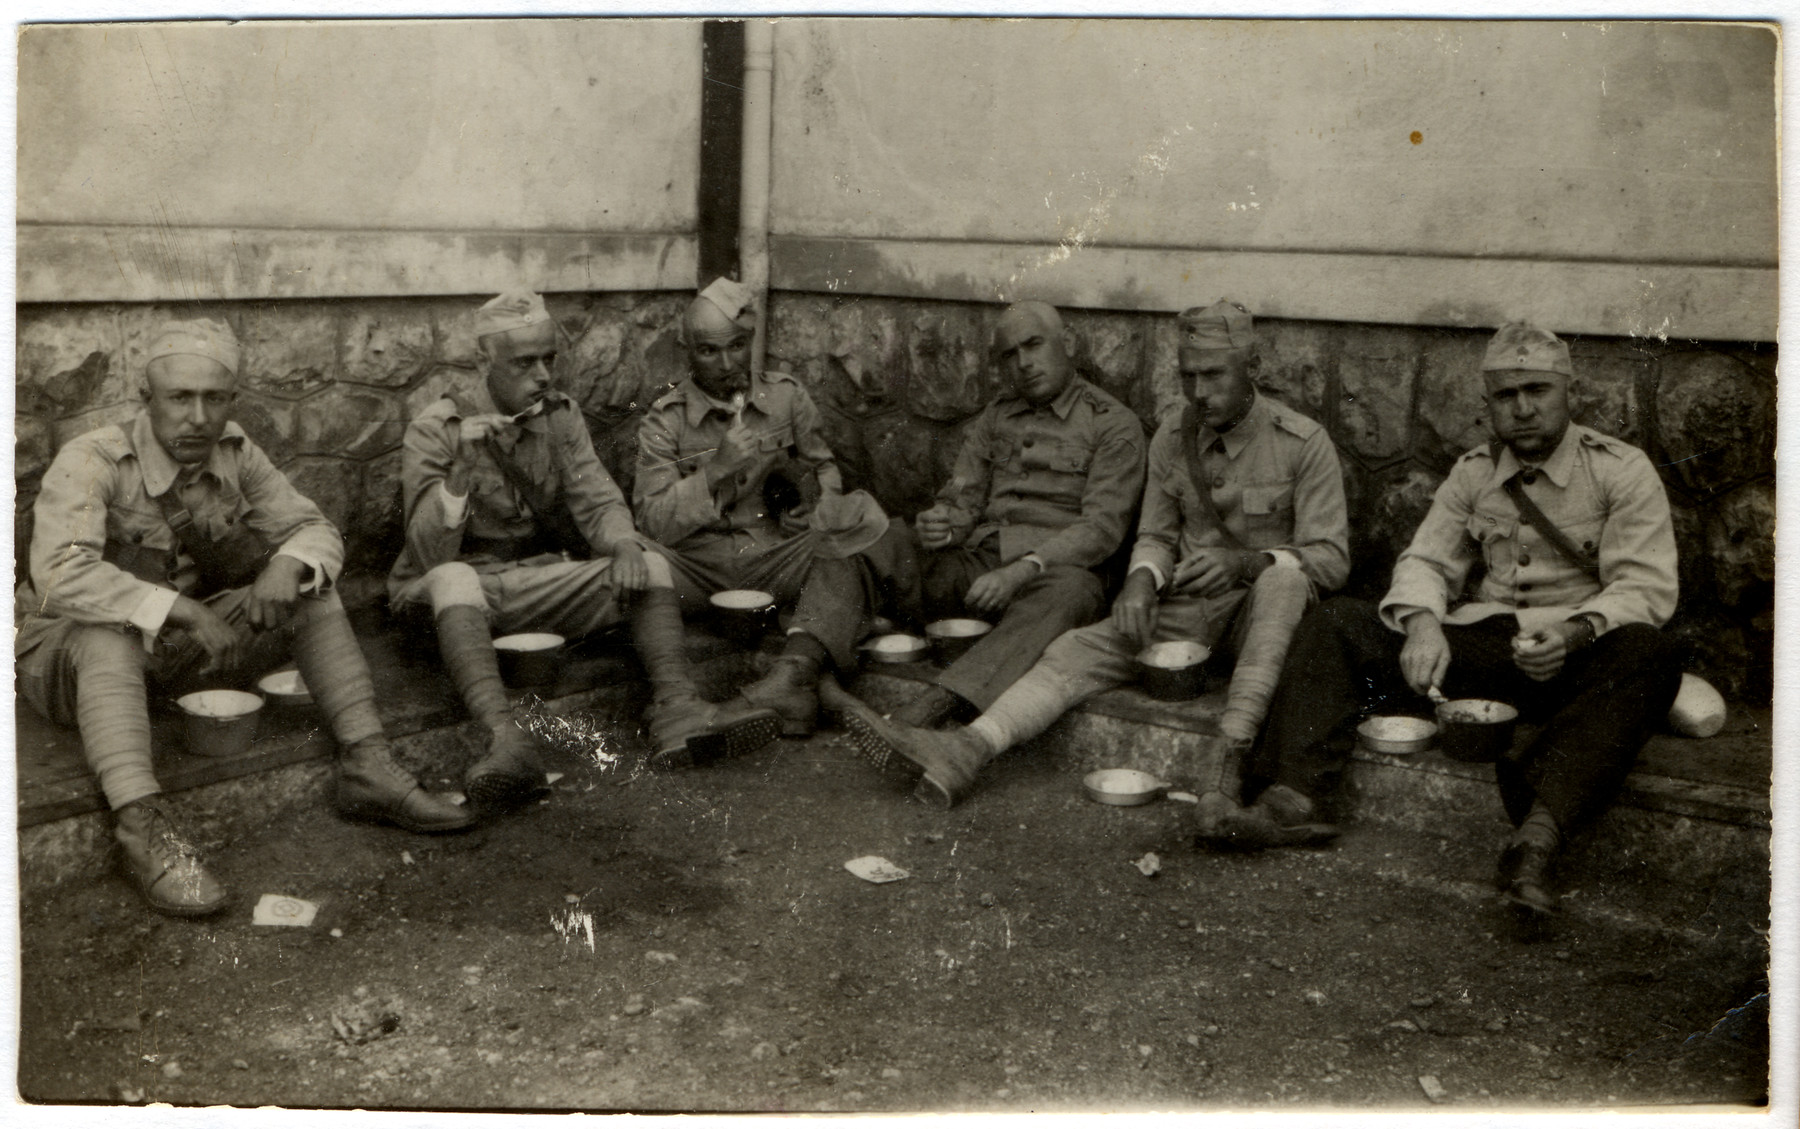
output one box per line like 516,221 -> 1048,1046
458,413 -> 514,445
1399,613 -> 1452,696
1511,626 -> 1572,682
965,560 -> 1036,615
915,505 -> 959,551
1172,547 -> 1240,598
778,500 -> 815,534
169,595 -> 250,677
1111,568 -> 1161,647
609,541 -> 652,593
247,555 -> 309,631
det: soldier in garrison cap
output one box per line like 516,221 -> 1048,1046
635,278 -> 914,742
823,302 -> 1146,765
390,291 -> 778,800
832,299 -> 1346,813
1221,322 -> 1681,920
17,319 -> 472,917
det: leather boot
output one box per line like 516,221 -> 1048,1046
1191,737 -> 1252,839
1203,783 -> 1338,851
890,684 -> 966,730
1500,839 -> 1559,917
114,797 -> 231,917
633,589 -> 780,770
737,654 -> 821,737
822,680 -> 991,807
338,738 -> 477,832
464,722 -> 552,812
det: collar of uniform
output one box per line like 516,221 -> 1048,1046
1491,424 -> 1579,489
1000,377 -> 1084,421
131,412 -> 247,498
1194,391 -> 1266,460
681,377 -> 764,428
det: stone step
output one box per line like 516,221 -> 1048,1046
847,665 -> 1772,924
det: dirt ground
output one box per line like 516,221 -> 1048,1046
17,726 -> 1770,1114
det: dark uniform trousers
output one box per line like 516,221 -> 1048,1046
916,533 -> 1106,711
1252,596 -> 1682,832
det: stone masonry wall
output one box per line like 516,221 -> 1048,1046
14,292 -> 1776,701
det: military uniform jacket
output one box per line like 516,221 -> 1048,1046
1128,393 -> 1349,592
389,390 -> 639,591
17,413 -> 341,656
937,377 -> 1147,570
1379,424 -> 1677,638
634,370 -> 844,548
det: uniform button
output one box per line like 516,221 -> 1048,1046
1520,470 -> 1538,486
1516,599 -> 1529,608
1023,438 -> 1035,448
1519,583 -> 1532,592
737,474 -> 749,486
1212,476 -> 1225,489
1486,516 -> 1497,526
1518,554 -> 1531,567
1584,541 -> 1597,552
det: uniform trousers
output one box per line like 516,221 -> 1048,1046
915,537 -> 1106,711
652,523 -> 921,671
390,552 -> 672,639
1251,597 -> 1682,832
17,588 -> 385,811
974,565 -> 1314,751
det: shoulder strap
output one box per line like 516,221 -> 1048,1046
1492,441 -> 1600,578
1180,405 -> 1243,551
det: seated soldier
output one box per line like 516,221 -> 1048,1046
388,291 -> 778,798
635,278 -> 914,740
16,319 -> 471,917
831,301 -> 1348,814
1219,323 -> 1681,919
825,301 -> 1146,743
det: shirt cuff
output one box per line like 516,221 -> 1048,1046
128,586 -> 180,653
272,550 -> 331,595
1020,553 -> 1047,573
438,483 -> 469,527
1128,561 -> 1166,590
1267,549 -> 1303,571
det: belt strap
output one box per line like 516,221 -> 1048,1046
1492,440 -> 1599,579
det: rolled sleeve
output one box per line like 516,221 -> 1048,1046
236,440 -> 345,588
1028,413 -> 1146,570
126,585 -> 179,651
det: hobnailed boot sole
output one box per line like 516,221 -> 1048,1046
830,691 -> 930,786
651,711 -> 783,771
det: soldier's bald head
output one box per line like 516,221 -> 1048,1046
994,301 -> 1064,346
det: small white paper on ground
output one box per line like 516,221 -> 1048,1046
252,894 -> 318,928
844,856 -> 910,884
1133,852 -> 1162,877
1167,791 -> 1199,804
546,772 -> 565,785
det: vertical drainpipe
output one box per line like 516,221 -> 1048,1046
740,19 -> 775,375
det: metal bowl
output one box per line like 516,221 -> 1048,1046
257,668 -> 313,708
925,618 -> 992,663
493,632 -> 565,688
1082,768 -> 1168,807
859,633 -> 930,664
1434,699 -> 1520,763
176,689 -> 264,758
1357,715 -> 1437,755
709,589 -> 778,645
1134,640 -> 1211,701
